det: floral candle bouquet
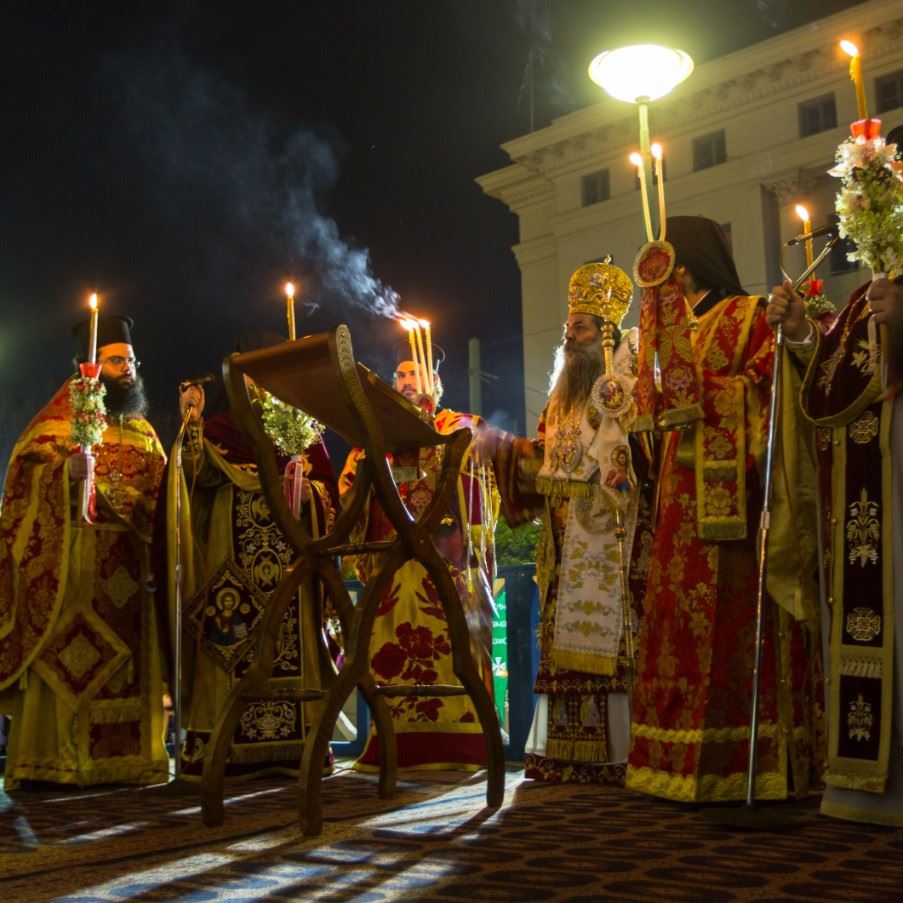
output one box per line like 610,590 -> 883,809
253,386 -> 323,517
829,119 -> 903,278
70,365 -> 107,521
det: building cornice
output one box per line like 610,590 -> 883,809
498,1 -> 903,181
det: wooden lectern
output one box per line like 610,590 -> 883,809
200,325 -> 504,836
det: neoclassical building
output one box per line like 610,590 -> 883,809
478,0 -> 903,429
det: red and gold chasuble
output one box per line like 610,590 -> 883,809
627,295 -> 823,802
339,408 -> 498,772
802,285 -> 894,797
0,381 -> 168,788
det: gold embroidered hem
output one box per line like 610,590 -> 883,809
625,765 -> 790,802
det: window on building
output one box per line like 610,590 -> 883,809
581,169 -> 610,206
692,130 -> 726,171
798,94 -> 837,137
875,69 -> 903,114
828,214 -> 860,275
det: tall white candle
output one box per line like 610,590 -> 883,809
88,293 -> 99,365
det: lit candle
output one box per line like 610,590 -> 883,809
840,40 -> 869,121
412,318 -> 429,396
630,151 -> 654,242
88,293 -> 99,364
794,204 -> 814,268
419,319 -> 433,396
402,319 -> 423,395
284,282 -> 296,341
651,143 -> 666,241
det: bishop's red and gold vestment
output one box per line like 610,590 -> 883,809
627,291 -> 824,802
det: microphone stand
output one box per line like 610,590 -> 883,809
706,236 -> 838,830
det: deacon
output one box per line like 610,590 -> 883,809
0,314 -> 168,789
626,215 -> 824,803
339,341 -> 498,773
168,333 -> 338,779
478,259 -> 651,784
767,258 -> 903,825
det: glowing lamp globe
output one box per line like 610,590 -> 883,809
588,45 -> 694,103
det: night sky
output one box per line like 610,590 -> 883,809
0,0 -> 868,472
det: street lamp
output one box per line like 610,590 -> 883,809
588,44 -> 694,238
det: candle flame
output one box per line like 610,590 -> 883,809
794,204 -> 811,222
400,318 -> 415,331
418,318 -> 430,328
839,40 -> 859,59
628,151 -> 643,167
284,281 -> 295,298
650,143 -> 663,160
88,293 -> 98,310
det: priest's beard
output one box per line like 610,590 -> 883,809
102,371 -> 149,417
548,340 -> 604,413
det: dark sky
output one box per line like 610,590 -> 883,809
0,0 -> 868,469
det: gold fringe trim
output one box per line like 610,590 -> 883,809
546,738 -> 609,763
230,741 -> 304,764
550,647 -> 618,676
534,477 -> 594,499
698,517 -> 747,540
656,403 -> 704,431
88,699 -> 144,724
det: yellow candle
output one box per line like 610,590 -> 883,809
651,144 -> 666,241
88,293 -> 99,364
284,281 -> 296,341
629,151 -> 654,242
419,319 -> 433,396
840,41 -> 869,121
403,320 -> 423,394
794,204 -> 814,268
413,319 -> 429,396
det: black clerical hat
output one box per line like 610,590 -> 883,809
72,314 -> 135,361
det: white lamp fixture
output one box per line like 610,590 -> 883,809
589,44 -> 694,239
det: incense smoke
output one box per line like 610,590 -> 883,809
96,38 -> 399,320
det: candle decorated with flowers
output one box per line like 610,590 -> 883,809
840,41 -> 869,121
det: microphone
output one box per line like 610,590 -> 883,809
178,372 -> 215,393
785,223 -> 837,246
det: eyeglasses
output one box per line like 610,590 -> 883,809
99,356 -> 141,370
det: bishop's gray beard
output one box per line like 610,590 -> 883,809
102,372 -> 149,417
548,341 -> 604,413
